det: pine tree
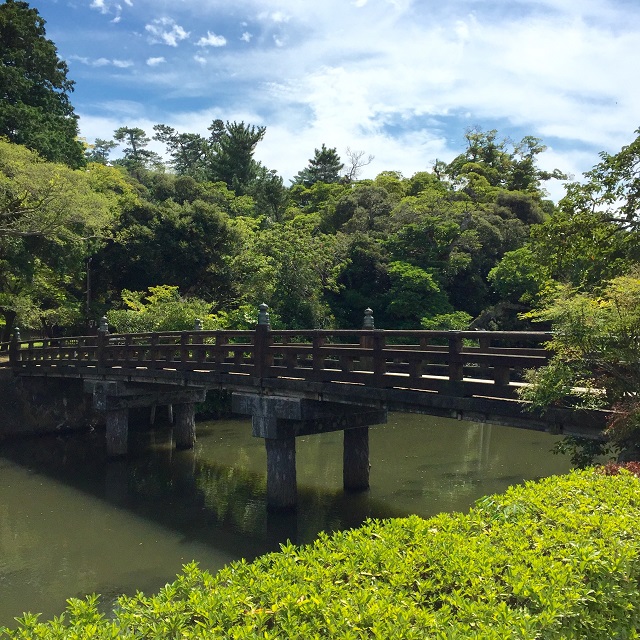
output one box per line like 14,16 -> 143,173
293,144 -> 344,186
0,0 -> 85,167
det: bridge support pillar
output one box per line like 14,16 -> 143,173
174,403 -> 196,450
265,434 -> 297,512
106,409 -> 128,457
343,426 -> 370,491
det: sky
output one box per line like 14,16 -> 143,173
30,0 -> 640,199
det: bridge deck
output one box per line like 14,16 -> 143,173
7,327 -> 607,438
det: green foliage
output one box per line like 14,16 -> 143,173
519,270 -> 640,458
293,143 -> 344,187
100,197 -> 241,304
385,261 -> 451,327
565,126 -> 640,230
421,311 -> 472,330
446,128 -> 565,196
0,140 -> 114,241
0,141 -> 120,338
113,127 -> 163,175
152,124 -> 208,178
206,120 -> 266,195
0,0 -> 85,168
239,216 -> 346,328
552,436 -> 613,469
106,285 -> 218,333
5,470 -> 640,638
84,138 -> 117,165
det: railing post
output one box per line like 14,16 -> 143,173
180,332 -> 189,368
448,331 -> 464,382
9,327 -> 20,366
359,308 -> 374,371
97,316 -> 108,367
312,331 -> 326,373
254,303 -> 272,378
372,330 -> 385,386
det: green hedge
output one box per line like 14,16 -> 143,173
3,469 -> 640,638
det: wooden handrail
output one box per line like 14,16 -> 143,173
9,328 -> 555,401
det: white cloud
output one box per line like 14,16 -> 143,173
90,0 -> 126,22
258,11 -> 291,23
90,0 -> 108,13
145,17 -> 190,47
196,31 -> 227,47
69,55 -> 133,68
146,57 -> 166,67
72,0 -> 640,196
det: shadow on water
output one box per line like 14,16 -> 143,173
0,425 -> 408,560
0,413 -> 572,626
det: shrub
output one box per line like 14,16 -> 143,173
3,470 -> 640,638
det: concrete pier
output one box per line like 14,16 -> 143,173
106,409 -> 128,457
343,426 -> 370,491
174,403 -> 196,450
233,393 -> 386,510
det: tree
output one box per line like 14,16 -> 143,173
152,124 -> 208,178
293,144 -> 344,187
0,0 -> 85,167
0,141 -> 129,339
106,285 -> 217,333
446,128 -> 565,197
248,164 -> 289,222
205,120 -> 266,195
113,127 -> 163,174
344,147 -> 374,181
519,271 -> 640,463
564,126 -> 640,230
85,138 -> 117,165
0,139 -> 113,241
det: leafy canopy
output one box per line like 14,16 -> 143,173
0,0 -> 85,167
519,270 -> 640,458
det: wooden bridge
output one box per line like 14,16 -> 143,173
4,308 -> 607,509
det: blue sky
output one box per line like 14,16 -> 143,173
31,0 -> 640,198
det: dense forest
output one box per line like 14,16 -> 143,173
3,0 -> 640,458
2,0 -> 637,340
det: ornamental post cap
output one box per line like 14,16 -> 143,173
258,303 -> 270,326
98,316 -> 109,332
363,308 -> 375,329
194,318 -> 203,331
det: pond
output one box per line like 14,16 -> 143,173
0,413 -> 572,627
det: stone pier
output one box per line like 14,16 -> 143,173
174,402 -> 196,450
87,380 -> 205,456
232,393 -> 387,511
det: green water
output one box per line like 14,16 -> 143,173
0,413 -> 571,627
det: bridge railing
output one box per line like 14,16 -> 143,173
9,326 -> 552,400
262,329 -> 551,398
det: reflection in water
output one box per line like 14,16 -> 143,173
0,413 -> 571,627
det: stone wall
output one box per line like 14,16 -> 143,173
0,370 -> 99,438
